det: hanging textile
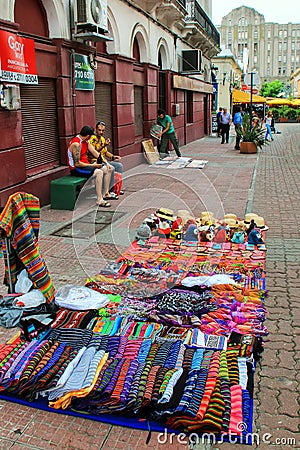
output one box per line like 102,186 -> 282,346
0,192 -> 55,304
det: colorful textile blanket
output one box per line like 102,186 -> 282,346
0,192 -> 55,304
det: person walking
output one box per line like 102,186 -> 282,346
157,109 -> 181,157
233,107 -> 243,150
264,111 -> 274,141
220,108 -> 232,144
217,107 -> 223,137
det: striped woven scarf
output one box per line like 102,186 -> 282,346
0,192 -> 55,303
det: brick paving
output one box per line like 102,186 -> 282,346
0,124 -> 299,449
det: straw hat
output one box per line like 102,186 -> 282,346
222,218 -> 238,228
177,209 -> 194,224
200,211 -> 215,225
200,211 -> 214,219
224,213 -> 237,220
244,213 -> 259,226
255,216 -> 269,231
156,208 -> 175,221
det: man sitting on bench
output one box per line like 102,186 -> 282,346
67,125 -> 113,207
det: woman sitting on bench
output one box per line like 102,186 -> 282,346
67,125 -> 113,207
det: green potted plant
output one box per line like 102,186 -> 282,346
278,106 -> 289,122
239,114 -> 266,154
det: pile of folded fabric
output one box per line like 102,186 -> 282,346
0,209 -> 268,444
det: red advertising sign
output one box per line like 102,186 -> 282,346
0,30 -> 38,84
242,84 -> 258,94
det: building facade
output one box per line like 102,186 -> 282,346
290,68 -> 300,98
211,49 -> 242,111
0,0 -> 220,206
218,6 -> 300,83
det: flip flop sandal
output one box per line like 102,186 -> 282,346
104,193 -> 119,200
97,201 -> 111,207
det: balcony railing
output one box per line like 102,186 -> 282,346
187,0 -> 220,47
177,0 -> 186,8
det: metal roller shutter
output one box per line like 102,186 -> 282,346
20,79 -> 60,172
95,83 -> 113,144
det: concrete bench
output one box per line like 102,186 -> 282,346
50,176 -> 86,210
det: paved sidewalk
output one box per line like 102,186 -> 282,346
0,124 -> 299,449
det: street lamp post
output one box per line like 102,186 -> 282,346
249,72 -> 254,128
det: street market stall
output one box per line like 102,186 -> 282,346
0,206 -> 268,445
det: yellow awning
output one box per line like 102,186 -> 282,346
290,99 -> 300,107
267,98 -> 292,106
232,90 -> 266,104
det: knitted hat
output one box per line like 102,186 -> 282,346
183,224 -> 198,241
136,223 -> 152,240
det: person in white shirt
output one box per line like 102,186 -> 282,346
264,111 -> 274,141
220,108 -> 232,144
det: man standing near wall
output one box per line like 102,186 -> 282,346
157,109 -> 181,157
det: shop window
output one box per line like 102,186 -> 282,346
15,0 -> 48,37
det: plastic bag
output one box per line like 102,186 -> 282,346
13,289 -> 46,308
15,269 -> 33,294
55,285 -> 109,310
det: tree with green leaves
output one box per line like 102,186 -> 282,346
259,80 -> 285,98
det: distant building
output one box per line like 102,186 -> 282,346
217,6 -> 300,83
211,49 -> 242,111
290,68 -> 300,98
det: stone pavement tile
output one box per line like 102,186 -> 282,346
257,387 -> 279,415
0,440 -> 15,449
16,412 -> 110,449
259,375 -> 297,392
106,427 -> 189,449
0,400 -> 37,441
278,389 -> 299,417
278,349 -> 296,369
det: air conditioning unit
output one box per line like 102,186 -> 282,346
181,50 -> 202,73
74,0 -> 108,32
